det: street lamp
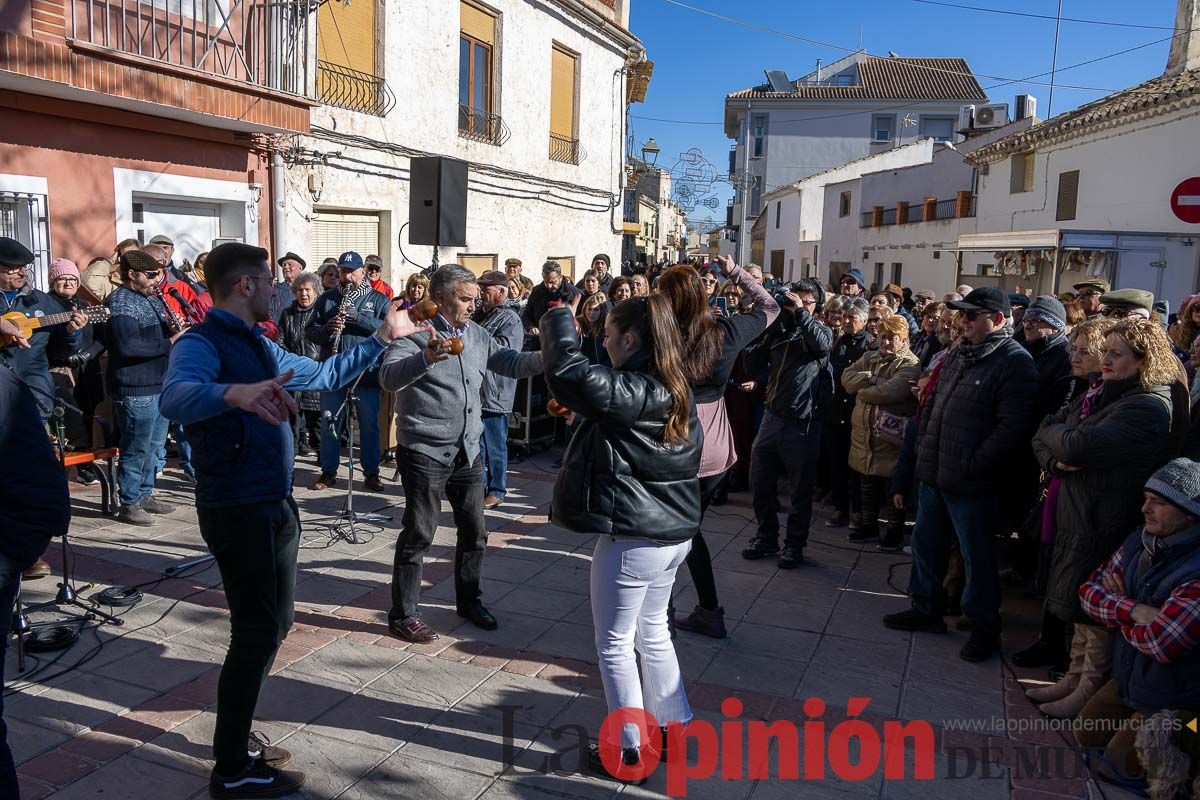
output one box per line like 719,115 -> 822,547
641,138 -> 660,170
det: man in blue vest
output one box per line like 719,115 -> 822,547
1078,458 -> 1200,787
160,242 -> 429,799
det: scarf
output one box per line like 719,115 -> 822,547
956,325 -> 1014,366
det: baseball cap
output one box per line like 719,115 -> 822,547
947,286 -> 1011,315
337,251 -> 364,271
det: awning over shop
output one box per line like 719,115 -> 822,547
956,230 -> 1060,251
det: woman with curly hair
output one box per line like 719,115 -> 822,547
1168,294 -> 1200,375
1028,318 -> 1178,719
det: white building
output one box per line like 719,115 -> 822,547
760,139 -> 936,283
961,58 -> 1200,303
724,51 -> 988,263
283,0 -> 643,284
820,114 -> 1037,295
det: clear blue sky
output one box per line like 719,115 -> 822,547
627,0 -> 1181,228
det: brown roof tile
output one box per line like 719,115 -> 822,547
970,68 -> 1200,163
727,57 -> 987,101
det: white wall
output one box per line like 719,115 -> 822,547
973,105 -> 1200,303
285,0 -> 630,283
764,139 -> 936,285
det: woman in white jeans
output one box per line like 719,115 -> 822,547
538,297 -> 702,784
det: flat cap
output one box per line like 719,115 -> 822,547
1073,277 -> 1111,294
0,237 -> 34,266
1100,288 -> 1154,311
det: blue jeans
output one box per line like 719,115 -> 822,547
113,394 -> 169,507
319,386 -> 382,477
157,422 -> 192,475
907,482 -> 1002,633
0,551 -> 20,797
480,412 -> 509,500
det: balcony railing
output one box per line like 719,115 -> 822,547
458,104 -> 510,146
859,196 -> 976,228
70,0 -> 314,96
549,132 -> 584,165
318,60 -> 395,116
931,198 -> 959,221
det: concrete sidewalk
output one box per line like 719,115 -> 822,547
6,451 -> 1114,799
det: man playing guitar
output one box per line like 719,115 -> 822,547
0,237 -> 88,420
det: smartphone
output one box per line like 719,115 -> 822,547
715,297 -> 729,317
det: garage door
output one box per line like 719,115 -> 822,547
311,211 -> 381,264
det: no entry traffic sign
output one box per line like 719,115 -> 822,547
1171,177 -> 1200,224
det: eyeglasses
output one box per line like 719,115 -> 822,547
964,310 -> 987,321
1078,290 -> 1103,299
53,277 -> 80,285
1102,307 -> 1136,318
1,264 -> 27,274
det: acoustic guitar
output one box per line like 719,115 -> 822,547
1,306 -> 111,344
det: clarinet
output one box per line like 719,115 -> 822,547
156,288 -> 186,335
330,282 -> 363,354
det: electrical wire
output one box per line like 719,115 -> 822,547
653,0 -> 1191,92
908,0 -> 1183,31
633,30 -> 1180,132
4,560 -> 218,695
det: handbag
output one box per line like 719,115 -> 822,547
871,407 -> 908,448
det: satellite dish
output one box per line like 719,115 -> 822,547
764,70 -> 792,93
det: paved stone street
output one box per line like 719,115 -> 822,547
7,451 -> 1123,799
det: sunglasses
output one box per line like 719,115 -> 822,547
1102,307 -> 1136,318
141,270 -> 162,279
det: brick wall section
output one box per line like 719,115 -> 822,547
0,30 -> 310,133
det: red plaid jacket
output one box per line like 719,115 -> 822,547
1080,547 -> 1200,664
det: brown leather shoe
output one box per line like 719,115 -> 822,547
483,495 -> 503,509
310,472 -> 338,490
363,473 -> 385,492
389,616 -> 439,643
22,559 -> 51,580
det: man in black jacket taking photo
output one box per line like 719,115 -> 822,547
741,278 -> 834,569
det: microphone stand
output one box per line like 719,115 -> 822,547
18,401 -> 123,662
310,295 -> 391,546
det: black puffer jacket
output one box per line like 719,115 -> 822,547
825,328 -> 869,426
915,332 -> 1039,495
540,307 -> 701,543
1026,331 -> 1072,421
278,301 -> 321,412
1032,378 -> 1172,622
747,309 -> 835,422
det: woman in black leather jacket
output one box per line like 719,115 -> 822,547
276,272 -> 322,454
539,298 -> 700,785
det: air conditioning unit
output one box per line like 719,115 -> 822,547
974,103 -> 1009,128
1015,94 -> 1037,120
959,105 -> 975,131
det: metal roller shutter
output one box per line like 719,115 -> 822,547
310,211 -> 381,264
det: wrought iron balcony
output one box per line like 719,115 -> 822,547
317,60 -> 395,116
549,132 -> 584,165
69,0 -> 314,96
458,104 -> 510,146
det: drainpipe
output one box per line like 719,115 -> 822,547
270,151 -> 287,264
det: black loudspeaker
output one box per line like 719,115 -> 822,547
408,157 -> 468,247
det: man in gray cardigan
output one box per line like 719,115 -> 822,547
379,265 -> 542,643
